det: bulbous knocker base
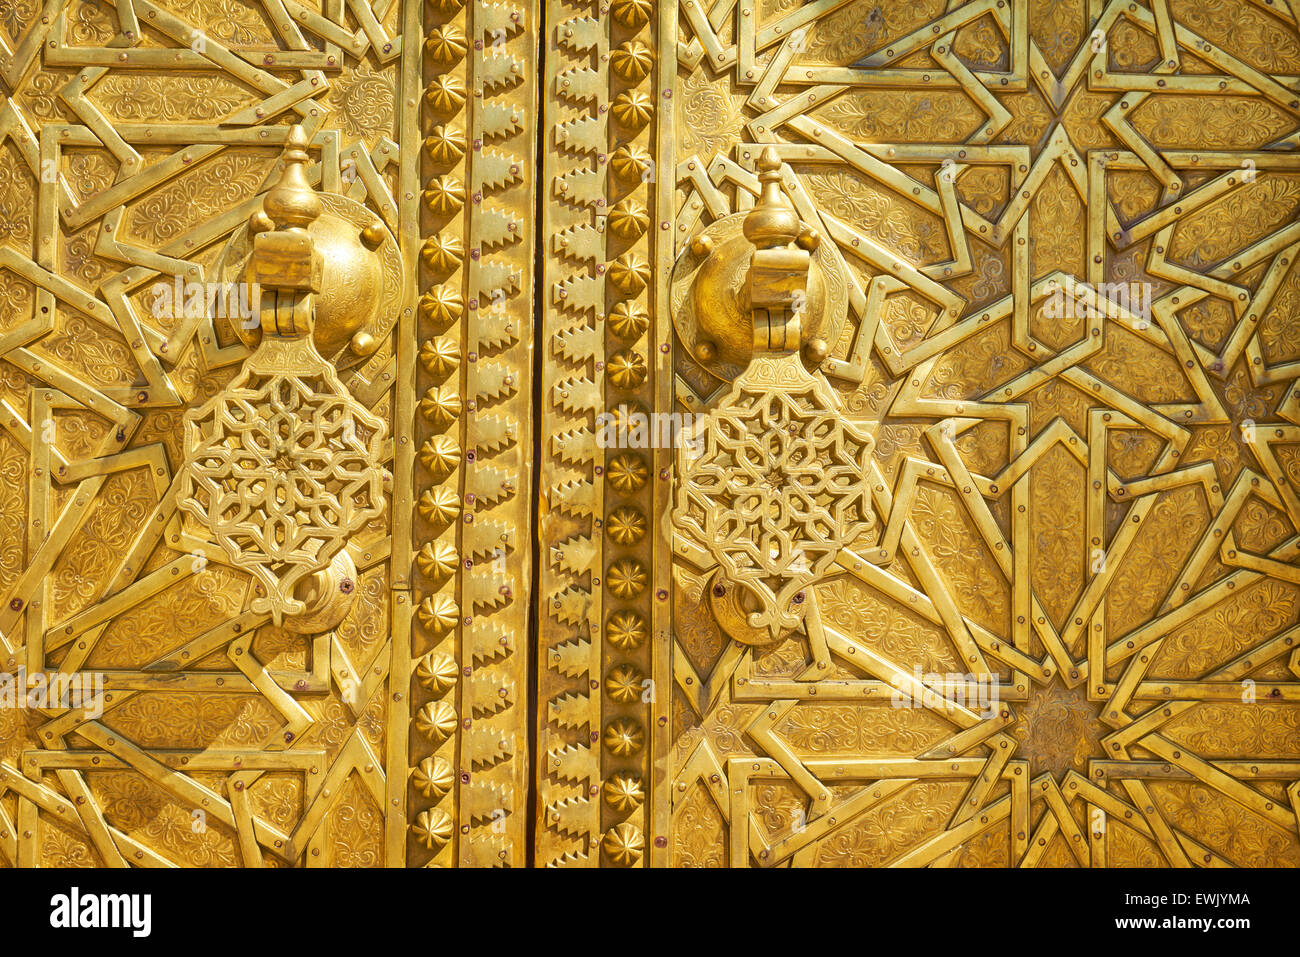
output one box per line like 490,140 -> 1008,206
670,213 -> 849,382
178,125 -> 394,631
218,192 -> 402,372
671,148 -> 849,383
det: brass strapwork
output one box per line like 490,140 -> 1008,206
176,126 -> 391,628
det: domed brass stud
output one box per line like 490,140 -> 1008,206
694,339 -> 717,363
424,24 -> 468,65
360,222 -> 386,249
611,90 -> 654,129
350,331 -> 377,356
690,234 -> 714,256
803,337 -> 829,364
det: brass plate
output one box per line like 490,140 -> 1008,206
538,0 -> 1300,868
0,0 -> 537,868
2,0 -> 1300,871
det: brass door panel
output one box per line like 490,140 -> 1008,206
0,0 -> 537,867
537,0 -> 1300,868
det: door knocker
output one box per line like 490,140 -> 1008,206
176,126 -> 397,630
672,148 -> 875,644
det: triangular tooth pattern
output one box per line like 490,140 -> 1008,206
555,15 -> 600,54
477,148 -> 523,192
547,587 -> 594,628
464,617 -> 514,667
552,222 -> 604,264
467,671 -> 515,717
462,516 -> 517,563
463,567 -> 511,612
465,726 -> 515,768
467,412 -> 516,455
554,113 -> 604,154
552,375 -> 599,415
545,795 -> 595,837
480,101 -> 524,140
476,260 -> 521,300
546,742 -> 597,784
475,1 -> 525,43
465,458 -> 518,507
480,50 -> 525,92
550,534 -> 596,577
553,318 -> 600,362
476,206 -> 523,250
553,273 -> 602,314
468,359 -> 520,404
555,66 -> 602,104
464,778 -> 514,822
551,427 -> 597,466
549,635 -> 595,677
554,165 -> 603,207
549,478 -> 596,517
469,306 -> 519,354
547,691 -> 593,730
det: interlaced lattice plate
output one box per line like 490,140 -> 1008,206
675,353 -> 875,640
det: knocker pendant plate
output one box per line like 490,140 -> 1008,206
674,352 -> 875,644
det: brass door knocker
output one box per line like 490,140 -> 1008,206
672,148 -> 875,644
176,127 -> 397,630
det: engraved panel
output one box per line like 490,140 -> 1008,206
0,0 -> 536,868
546,0 -> 1300,868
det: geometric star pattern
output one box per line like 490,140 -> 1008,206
3,0 -> 1300,871
659,0 -> 1300,868
179,347 -> 389,623
0,0 -> 538,868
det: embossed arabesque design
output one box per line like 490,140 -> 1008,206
0,0 -> 537,869
6,0 -> 1300,871
673,149 -> 875,643
676,356 -> 875,641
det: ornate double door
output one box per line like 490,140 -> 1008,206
1,0 -> 1299,868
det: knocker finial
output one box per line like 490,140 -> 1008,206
743,146 -> 801,250
262,125 -> 322,233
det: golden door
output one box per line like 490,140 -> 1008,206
2,0 -> 1300,869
